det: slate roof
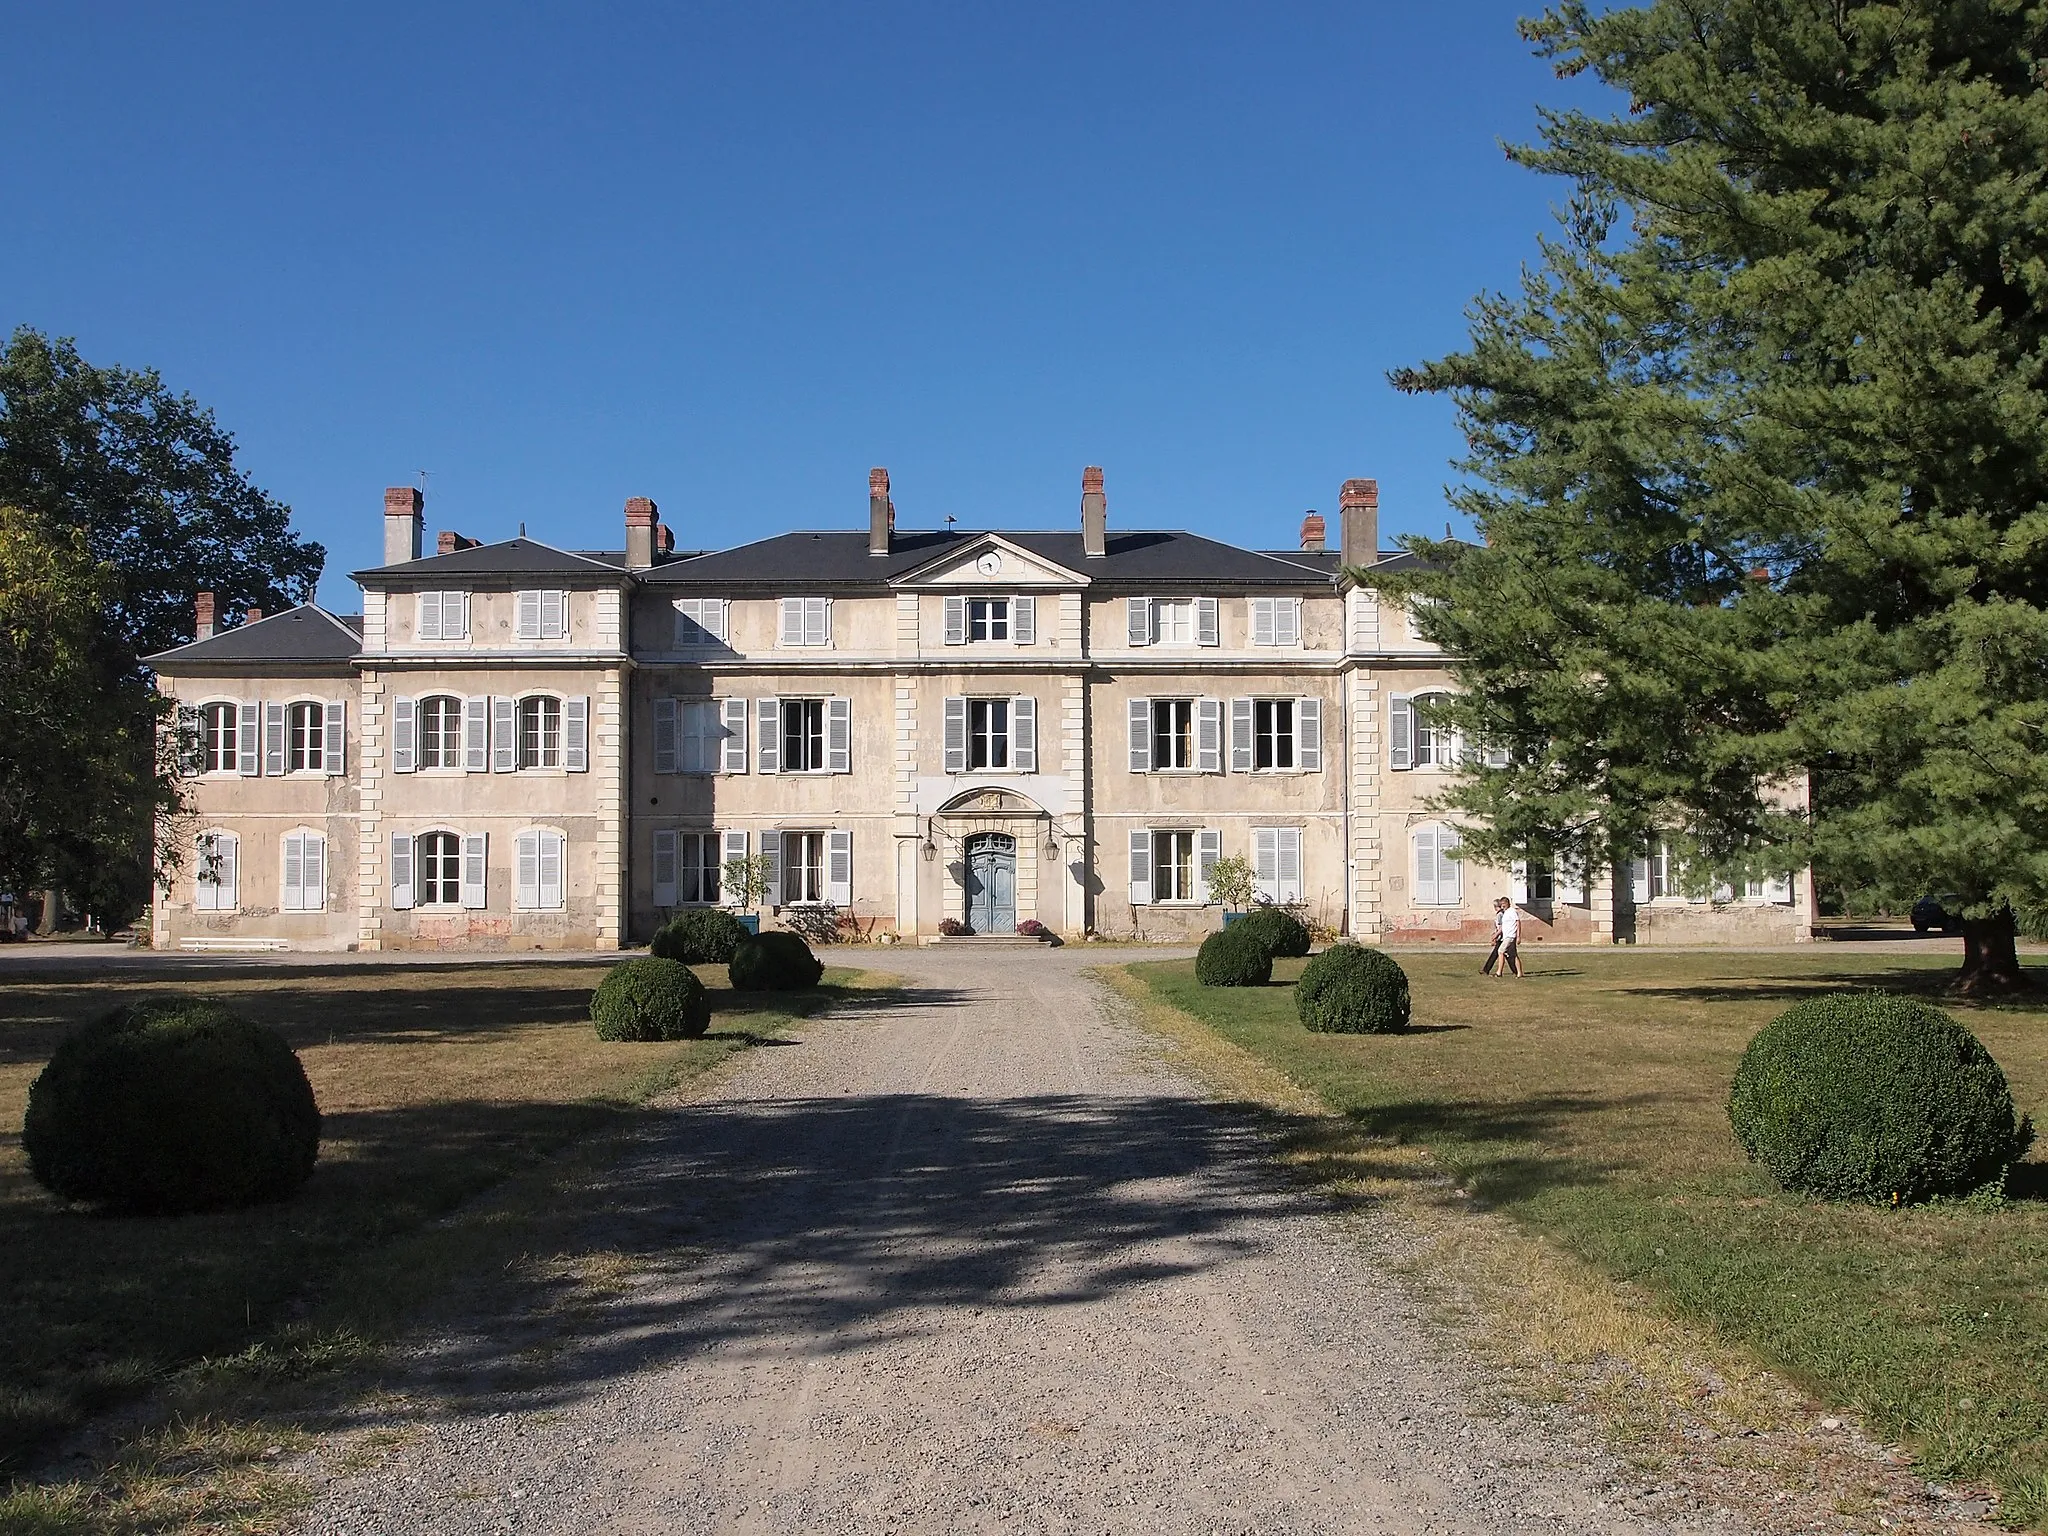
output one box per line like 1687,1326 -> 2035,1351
145,605 -> 363,667
643,529 -> 1340,589
350,537 -> 627,582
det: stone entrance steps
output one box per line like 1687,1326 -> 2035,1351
926,933 -> 1048,947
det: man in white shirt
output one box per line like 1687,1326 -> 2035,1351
1497,897 -> 1523,979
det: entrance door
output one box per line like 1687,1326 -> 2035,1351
964,833 -> 1016,934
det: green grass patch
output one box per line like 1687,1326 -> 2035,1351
1125,949 -> 2048,1526
0,958 -> 866,1485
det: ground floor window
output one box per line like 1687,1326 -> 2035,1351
281,830 -> 325,911
515,829 -> 566,910
1412,824 -> 1463,907
784,830 -> 826,904
680,831 -> 720,904
1153,830 -> 1196,902
418,831 -> 462,906
195,830 -> 238,909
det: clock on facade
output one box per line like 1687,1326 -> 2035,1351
975,552 -> 1002,577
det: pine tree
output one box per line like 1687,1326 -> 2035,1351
1377,0 -> 2048,991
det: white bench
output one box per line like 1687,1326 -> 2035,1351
178,937 -> 292,953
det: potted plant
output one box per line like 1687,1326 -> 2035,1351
1207,854 -> 1257,925
720,854 -> 773,934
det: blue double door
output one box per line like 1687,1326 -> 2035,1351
963,833 -> 1016,934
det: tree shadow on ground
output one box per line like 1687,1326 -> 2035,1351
1615,965 -> 2048,1010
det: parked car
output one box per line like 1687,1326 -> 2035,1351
1911,894 -> 1963,935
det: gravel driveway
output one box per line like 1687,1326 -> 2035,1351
299,946 -> 1733,1535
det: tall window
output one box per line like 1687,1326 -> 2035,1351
679,701 -> 723,774
1151,699 -> 1194,769
679,832 -> 721,903
1413,824 -> 1464,907
195,830 -> 238,909
1151,599 -> 1195,645
1152,831 -> 1197,902
518,696 -> 562,769
967,598 -> 1009,641
1254,699 -> 1296,770
1413,693 -> 1452,767
281,830 -> 326,911
784,831 -> 827,904
417,831 -> 462,906
201,702 -> 237,772
286,701 -> 325,772
968,698 -> 1010,770
418,696 -> 462,769
781,699 -> 826,772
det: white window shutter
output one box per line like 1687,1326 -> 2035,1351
827,829 -> 852,906
1127,698 -> 1151,772
721,830 -> 748,903
757,698 -> 780,772
462,833 -> 489,909
1556,856 -> 1586,906
492,697 -> 517,771
1511,861 -> 1530,904
456,592 -> 471,639
565,696 -> 590,772
516,590 -> 540,639
1128,829 -> 1152,905
539,831 -> 564,909
1230,698 -> 1254,772
944,595 -> 966,645
417,591 -> 439,641
1277,827 -> 1302,903
1764,872 -> 1793,904
943,696 -> 968,774
653,696 -> 678,774
392,696 -> 417,773
1440,830 -> 1464,904
826,696 -> 851,772
1631,857 -> 1652,904
780,597 -> 801,645
1196,698 -> 1222,773
1013,594 -> 1036,644
816,598 -> 833,646
460,696 -> 488,772
238,701 -> 260,775
758,830 -> 782,905
324,700 -> 346,774
710,599 -> 729,642
1413,827 -> 1438,907
1278,598 -> 1301,646
1389,695 -> 1413,770
1251,598 -> 1275,646
1127,597 -> 1150,647
652,830 -> 679,906
541,588 -> 566,639
516,830 -> 539,909
218,834 -> 238,907
390,832 -> 415,910
1297,697 -> 1322,772
1195,829 -> 1221,902
1012,695 -> 1037,772
176,704 -> 201,776
263,701 -> 286,776
1252,828 -> 1279,901
1196,596 -> 1219,646
306,833 -> 325,911
720,697 -> 749,772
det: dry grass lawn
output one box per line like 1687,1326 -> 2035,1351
1122,948 -> 2048,1528
0,957 -> 867,1496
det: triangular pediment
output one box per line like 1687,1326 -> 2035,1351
889,533 -> 1089,589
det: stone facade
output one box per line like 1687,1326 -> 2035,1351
146,474 -> 1812,952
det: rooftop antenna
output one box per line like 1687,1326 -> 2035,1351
417,469 -> 431,496
945,514 -> 957,533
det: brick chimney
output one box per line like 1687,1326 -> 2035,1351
656,522 -> 674,556
1299,512 -> 1326,552
384,486 -> 424,565
868,468 -> 894,556
1081,466 -> 1107,558
245,607 -> 264,624
436,530 -> 480,555
625,496 -> 658,569
1339,479 -> 1378,569
194,591 -> 216,640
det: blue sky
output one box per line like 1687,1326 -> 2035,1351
3,3 -> 1604,612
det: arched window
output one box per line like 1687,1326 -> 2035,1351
1389,692 -> 1461,770
417,830 -> 462,906
518,695 -> 562,769
201,701 -> 238,773
286,701 -> 325,772
418,695 -> 463,769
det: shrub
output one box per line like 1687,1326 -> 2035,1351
938,917 -> 970,937
590,957 -> 711,1041
1196,923 -> 1273,987
22,998 -> 321,1214
1237,905 -> 1311,960
1296,944 -> 1411,1034
1017,919 -> 1046,937
650,907 -> 751,965
729,930 -> 824,991
1728,994 -> 2035,1204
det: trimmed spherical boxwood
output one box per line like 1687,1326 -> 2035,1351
1236,906 -> 1311,960
591,957 -> 711,1042
22,998 -> 321,1215
1728,994 -> 2035,1204
729,931 -> 824,992
650,907 -> 752,965
1296,944 -> 1412,1034
1196,923 -> 1273,987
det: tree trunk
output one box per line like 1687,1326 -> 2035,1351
1957,908 -> 2031,996
34,888 -> 59,936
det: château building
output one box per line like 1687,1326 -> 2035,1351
146,470 -> 1810,952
